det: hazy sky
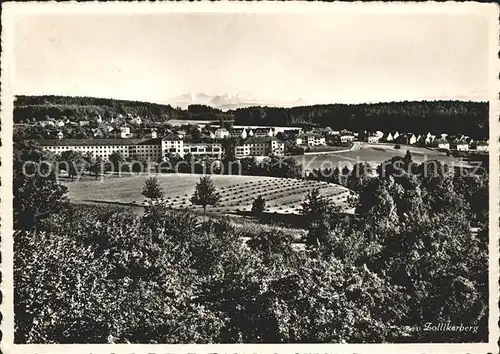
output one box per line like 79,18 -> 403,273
14,11 -> 490,105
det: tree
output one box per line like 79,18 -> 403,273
132,157 -> 148,175
59,150 -> 87,181
301,188 -> 334,247
109,151 -> 124,175
221,138 -> 237,162
268,156 -> 303,179
89,156 -> 103,180
403,149 -> 413,168
339,165 -> 351,186
141,177 -> 164,201
13,142 -> 69,230
251,196 -> 267,215
347,162 -> 372,191
191,176 -> 220,215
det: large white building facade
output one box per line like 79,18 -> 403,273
235,136 -> 285,158
38,139 -> 140,160
38,137 -> 223,161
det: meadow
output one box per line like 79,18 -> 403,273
65,173 -> 353,215
294,143 -> 465,172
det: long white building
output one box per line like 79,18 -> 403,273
37,137 -> 223,161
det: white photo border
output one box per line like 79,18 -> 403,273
1,2 -> 499,353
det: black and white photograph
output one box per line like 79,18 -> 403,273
1,2 -> 499,353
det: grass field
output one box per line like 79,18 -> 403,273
294,143 -> 466,172
65,173 -> 353,215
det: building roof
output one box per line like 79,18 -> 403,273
244,136 -> 281,144
230,128 -> 246,133
298,133 -> 323,138
452,141 -> 469,145
163,133 -> 183,141
435,138 -> 449,144
340,129 -> 353,135
136,138 -> 162,146
33,138 -> 146,147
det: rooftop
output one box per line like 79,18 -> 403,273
33,138 -> 147,147
244,136 -> 281,144
136,138 -> 162,146
163,133 -> 183,141
298,133 -> 323,138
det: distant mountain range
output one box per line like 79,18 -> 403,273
166,93 -> 307,111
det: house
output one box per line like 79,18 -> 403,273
248,129 -> 254,137
56,120 -> 65,128
174,129 -> 186,139
56,131 -> 64,140
272,126 -> 303,135
296,133 -> 326,146
97,122 -> 113,134
456,143 -> 469,151
150,129 -> 158,139
254,128 -> 274,137
475,141 -> 489,152
367,133 -> 380,143
214,128 -> 230,139
385,132 -> 394,142
323,127 -> 334,135
235,136 -> 284,158
393,131 -> 400,141
424,133 -> 436,145
96,115 -> 103,124
450,138 -> 469,151
340,129 -> 355,143
435,138 -> 450,150
408,134 -> 418,145
229,128 -> 248,139
92,128 -> 104,138
79,120 -> 90,126
120,126 -> 132,138
459,134 -> 470,142
130,116 -> 143,126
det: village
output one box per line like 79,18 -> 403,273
17,112 -> 489,162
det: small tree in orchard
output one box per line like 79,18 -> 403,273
142,177 -> 164,202
301,188 -> 332,247
252,195 -> 267,215
191,176 -> 220,215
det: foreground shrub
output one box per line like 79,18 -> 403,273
15,204 -> 414,344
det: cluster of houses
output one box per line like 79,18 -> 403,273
33,114 -> 148,140
364,131 -> 488,152
28,114 -> 489,158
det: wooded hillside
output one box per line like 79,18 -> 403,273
14,95 -> 488,138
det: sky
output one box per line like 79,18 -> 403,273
13,10 -> 491,105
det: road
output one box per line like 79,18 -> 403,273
350,141 -> 364,151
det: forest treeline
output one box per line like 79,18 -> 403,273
15,95 -> 488,138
